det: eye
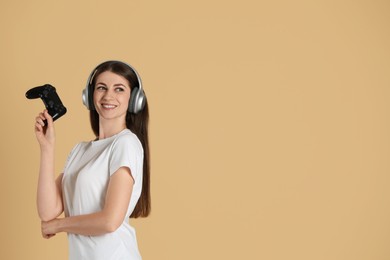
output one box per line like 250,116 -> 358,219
95,85 -> 107,91
115,87 -> 125,92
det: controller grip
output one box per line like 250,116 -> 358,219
26,86 -> 43,99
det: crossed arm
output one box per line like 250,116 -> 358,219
40,167 -> 133,239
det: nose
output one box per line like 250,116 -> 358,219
102,89 -> 115,100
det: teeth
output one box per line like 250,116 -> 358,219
102,104 -> 116,108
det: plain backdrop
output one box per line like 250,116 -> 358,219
1,0 -> 390,259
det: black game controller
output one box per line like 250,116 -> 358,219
26,84 -> 67,125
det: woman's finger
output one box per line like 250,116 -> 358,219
39,112 -> 45,120
35,122 -> 42,131
35,116 -> 45,127
43,110 -> 54,127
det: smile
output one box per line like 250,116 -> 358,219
102,104 -> 117,109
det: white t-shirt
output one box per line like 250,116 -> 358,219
62,129 -> 143,260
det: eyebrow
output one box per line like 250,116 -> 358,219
95,82 -> 129,88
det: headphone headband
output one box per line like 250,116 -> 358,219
82,60 -> 146,113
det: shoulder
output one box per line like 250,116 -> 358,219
112,129 -> 143,153
68,142 -> 84,154
71,141 -> 90,152
66,140 -> 93,159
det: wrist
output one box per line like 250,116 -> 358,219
40,144 -> 55,154
54,218 -> 64,233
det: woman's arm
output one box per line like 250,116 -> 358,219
41,166 -> 134,238
35,110 -> 64,221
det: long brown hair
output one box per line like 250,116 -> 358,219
88,61 -> 151,218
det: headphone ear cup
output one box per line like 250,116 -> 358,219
82,84 -> 95,110
82,87 -> 89,109
129,87 -> 146,113
128,88 -> 139,113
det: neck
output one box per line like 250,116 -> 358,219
98,117 -> 127,140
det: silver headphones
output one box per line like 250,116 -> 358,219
82,60 -> 146,114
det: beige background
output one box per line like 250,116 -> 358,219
0,0 -> 389,259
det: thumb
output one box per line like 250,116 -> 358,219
44,110 -> 54,127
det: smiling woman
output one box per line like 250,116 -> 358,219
34,61 -> 151,260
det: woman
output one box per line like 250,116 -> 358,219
34,60 -> 150,259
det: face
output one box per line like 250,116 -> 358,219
93,70 -> 131,122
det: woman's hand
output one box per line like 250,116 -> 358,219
41,219 -> 60,239
35,110 -> 55,149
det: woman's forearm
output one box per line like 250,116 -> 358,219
43,211 -> 119,237
37,147 -> 63,221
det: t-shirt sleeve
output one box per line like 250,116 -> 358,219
109,134 -> 143,182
